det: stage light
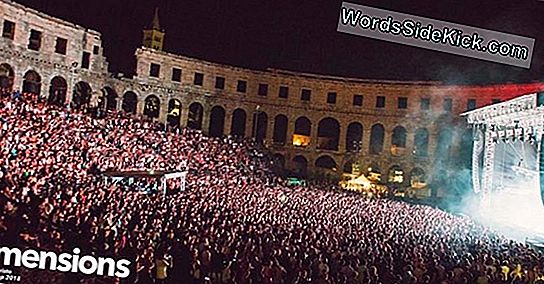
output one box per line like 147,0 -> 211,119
506,128 -> 514,139
514,128 -> 523,141
463,92 -> 544,240
468,139 -> 544,240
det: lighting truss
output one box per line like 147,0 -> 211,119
462,93 -> 544,197
472,130 -> 483,193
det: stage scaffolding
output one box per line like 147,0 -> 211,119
462,93 -> 544,200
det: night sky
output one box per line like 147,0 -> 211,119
14,0 -> 544,84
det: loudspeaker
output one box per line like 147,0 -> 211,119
539,134 -> 544,206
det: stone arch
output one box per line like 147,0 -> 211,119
143,94 -> 160,119
410,167 -> 427,188
72,81 -> 92,109
0,63 -> 15,93
252,111 -> 268,143
100,86 -> 118,111
293,116 -> 311,147
22,70 -> 41,95
48,76 -> 67,106
273,153 -> 285,169
346,122 -> 363,152
317,117 -> 340,151
187,102 -> 204,130
392,126 -> 407,147
414,128 -> 429,156
391,126 -> 407,156
365,161 -> 382,182
167,99 -> 182,127
343,160 -> 356,174
230,108 -> 247,137
315,155 -> 337,170
122,91 -> 138,114
209,105 -> 226,137
293,155 -> 308,177
369,123 -> 385,154
387,165 -> 404,184
273,114 -> 288,145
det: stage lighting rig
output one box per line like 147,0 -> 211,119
462,92 -> 544,198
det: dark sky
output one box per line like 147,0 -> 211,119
15,0 -> 544,84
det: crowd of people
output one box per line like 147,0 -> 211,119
0,91 -> 544,284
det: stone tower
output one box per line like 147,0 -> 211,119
142,8 -> 165,51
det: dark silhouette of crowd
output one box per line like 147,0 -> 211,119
0,91 -> 543,284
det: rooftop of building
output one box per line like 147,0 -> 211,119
1,0 -> 101,36
137,47 -> 544,90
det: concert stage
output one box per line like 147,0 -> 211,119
463,93 -> 544,244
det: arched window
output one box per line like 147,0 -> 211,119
209,106 -> 226,137
369,124 -> 385,154
410,167 -> 426,188
317,117 -> 340,151
273,153 -> 285,169
387,165 -> 404,184
273,115 -> 288,145
252,111 -> 268,143
22,70 -> 41,95
315,155 -> 337,170
293,155 -> 308,177
48,76 -> 67,106
143,95 -> 160,119
101,87 -> 118,111
72,81 -> 92,109
391,126 -> 407,156
230,108 -> 247,137
167,99 -> 182,127
346,122 -> 363,152
0,63 -> 15,93
122,91 -> 138,114
343,160 -> 356,174
187,102 -> 204,130
293,116 -> 311,147
365,162 -> 382,182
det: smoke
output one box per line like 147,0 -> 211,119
393,85 -> 475,205
455,139 -> 544,241
402,86 -> 544,241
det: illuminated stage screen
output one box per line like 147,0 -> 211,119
475,139 -> 544,240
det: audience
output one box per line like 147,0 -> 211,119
0,92 -> 543,284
